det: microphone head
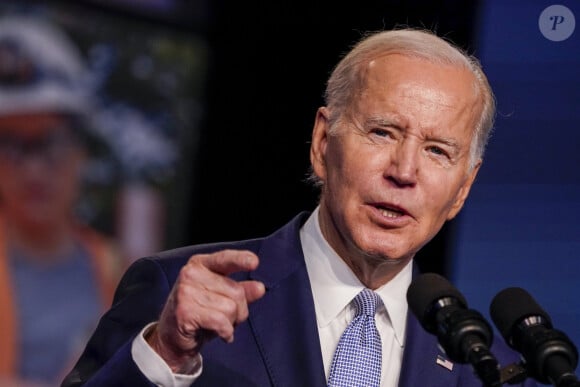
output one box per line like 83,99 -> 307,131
490,287 -> 579,385
489,287 -> 552,342
407,272 -> 467,331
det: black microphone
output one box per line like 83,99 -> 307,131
407,273 -> 500,386
490,287 -> 579,387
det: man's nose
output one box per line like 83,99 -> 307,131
384,141 -> 418,187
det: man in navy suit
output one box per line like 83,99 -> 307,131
63,29 -> 537,387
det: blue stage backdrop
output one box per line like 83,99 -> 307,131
450,0 -> 580,374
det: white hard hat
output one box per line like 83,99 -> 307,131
0,15 -> 93,117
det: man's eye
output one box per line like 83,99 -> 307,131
427,146 -> 449,157
371,128 -> 392,138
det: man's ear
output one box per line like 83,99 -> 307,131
447,161 -> 481,220
310,107 -> 331,183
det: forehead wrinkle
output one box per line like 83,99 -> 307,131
401,81 -> 454,107
401,82 -> 478,149
364,114 -> 407,129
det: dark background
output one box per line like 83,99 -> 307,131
19,0 -> 481,274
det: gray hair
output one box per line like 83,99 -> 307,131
310,28 -> 495,186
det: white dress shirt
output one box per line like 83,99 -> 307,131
131,207 -> 413,386
300,206 -> 412,387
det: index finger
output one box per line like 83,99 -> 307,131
194,249 -> 259,276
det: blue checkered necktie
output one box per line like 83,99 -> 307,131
327,289 -> 382,387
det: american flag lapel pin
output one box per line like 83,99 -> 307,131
436,355 -> 454,371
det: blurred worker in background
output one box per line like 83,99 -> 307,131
0,16 -> 123,386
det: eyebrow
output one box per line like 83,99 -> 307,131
364,116 -> 403,129
428,135 -> 460,148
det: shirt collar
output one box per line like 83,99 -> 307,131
300,206 -> 412,346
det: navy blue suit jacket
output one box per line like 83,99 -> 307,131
62,212 -> 537,386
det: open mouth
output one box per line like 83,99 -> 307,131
376,204 -> 406,219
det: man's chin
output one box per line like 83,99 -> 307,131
357,244 -> 413,266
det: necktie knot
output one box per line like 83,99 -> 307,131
354,288 -> 381,317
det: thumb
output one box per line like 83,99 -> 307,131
241,280 -> 266,303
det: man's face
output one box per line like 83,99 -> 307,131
311,54 -> 482,274
0,113 -> 85,227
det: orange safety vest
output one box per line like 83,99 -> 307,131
0,217 -> 123,377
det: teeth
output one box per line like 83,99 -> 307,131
379,208 -> 402,218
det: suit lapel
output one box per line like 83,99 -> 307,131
248,213 -> 327,387
398,313 -> 458,387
